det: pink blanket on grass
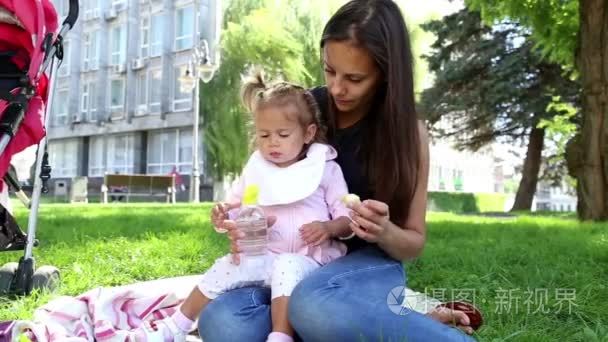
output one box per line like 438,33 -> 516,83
11,275 -> 201,342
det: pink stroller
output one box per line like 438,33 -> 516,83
0,0 -> 78,295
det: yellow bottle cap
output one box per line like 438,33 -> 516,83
242,184 -> 260,205
18,334 -> 32,342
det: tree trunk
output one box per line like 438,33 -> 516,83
511,128 -> 545,211
570,0 -> 608,221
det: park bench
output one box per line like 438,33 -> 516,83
101,174 -> 176,204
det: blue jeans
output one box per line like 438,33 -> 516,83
198,245 -> 475,342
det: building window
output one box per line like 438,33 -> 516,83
437,166 -> 445,191
49,139 -> 78,177
53,89 -> 69,126
149,68 -> 162,114
136,72 -> 148,115
89,136 -> 105,176
173,65 -> 192,111
175,6 -> 194,51
454,169 -> 464,191
90,82 -> 98,121
148,130 -> 175,174
58,40 -> 70,76
135,68 -> 163,115
140,13 -> 164,57
178,129 -> 194,173
110,25 -> 127,66
108,134 -> 135,174
81,82 -> 89,119
88,135 -> 134,176
83,0 -> 100,19
428,164 -> 438,190
147,129 -> 202,174
150,14 -> 163,57
83,30 -> 99,70
109,78 -> 125,113
81,80 -> 98,121
140,17 -> 150,58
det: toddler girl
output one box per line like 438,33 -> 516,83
139,70 -> 354,342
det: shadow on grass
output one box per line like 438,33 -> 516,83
510,210 -> 578,219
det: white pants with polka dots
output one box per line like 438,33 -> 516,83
197,253 -> 320,300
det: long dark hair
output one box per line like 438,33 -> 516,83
321,0 -> 420,226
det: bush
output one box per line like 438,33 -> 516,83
427,191 -> 506,213
474,193 -> 508,212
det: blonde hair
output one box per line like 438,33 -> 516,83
240,68 -> 327,143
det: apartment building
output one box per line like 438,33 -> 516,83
47,0 -> 220,200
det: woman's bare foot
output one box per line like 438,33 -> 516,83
427,306 -> 474,335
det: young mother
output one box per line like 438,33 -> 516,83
198,0 -> 476,341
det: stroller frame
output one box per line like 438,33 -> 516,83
0,0 -> 79,296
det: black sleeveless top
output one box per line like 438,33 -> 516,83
310,86 -> 373,252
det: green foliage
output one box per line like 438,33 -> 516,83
394,1 -> 443,97
427,191 -> 506,213
420,9 -> 579,151
428,191 -> 478,213
201,1 -> 321,180
465,0 -> 579,66
474,192 -> 508,212
538,97 -> 580,187
503,178 -> 519,194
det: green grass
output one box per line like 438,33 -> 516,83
0,204 -> 607,341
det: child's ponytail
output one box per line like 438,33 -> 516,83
240,69 -> 267,113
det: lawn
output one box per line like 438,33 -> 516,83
0,203 -> 607,341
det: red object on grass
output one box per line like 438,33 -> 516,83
438,301 -> 484,331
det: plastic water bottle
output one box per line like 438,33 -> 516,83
235,185 -> 268,259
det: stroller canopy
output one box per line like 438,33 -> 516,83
0,0 -> 59,183
0,0 -> 58,79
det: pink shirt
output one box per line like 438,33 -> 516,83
227,144 -> 350,265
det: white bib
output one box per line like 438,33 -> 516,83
241,143 -> 336,206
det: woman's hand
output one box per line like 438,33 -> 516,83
226,216 -> 277,265
348,199 -> 393,244
300,221 -> 331,246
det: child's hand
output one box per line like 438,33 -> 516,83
229,216 -> 277,265
211,202 -> 240,233
300,221 -> 331,246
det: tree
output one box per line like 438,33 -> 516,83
538,98 -> 579,189
395,0 -> 463,97
419,9 -> 579,211
466,0 -> 607,220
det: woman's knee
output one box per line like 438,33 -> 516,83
288,275 -> 320,317
288,270 -> 345,340
288,250 -> 407,339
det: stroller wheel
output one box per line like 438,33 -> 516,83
31,265 -> 60,293
0,262 -> 18,295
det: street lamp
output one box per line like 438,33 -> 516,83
179,39 -> 218,202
